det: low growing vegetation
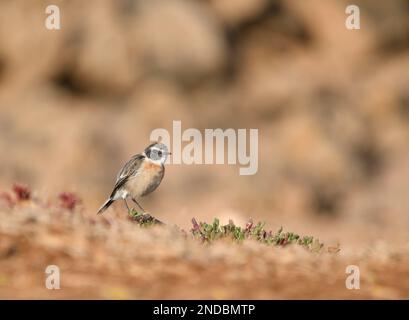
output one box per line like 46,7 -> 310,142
1,184 -> 327,254
128,207 -> 325,252
190,218 -> 324,252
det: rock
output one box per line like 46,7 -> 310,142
132,0 -> 227,81
207,0 -> 269,27
72,2 -> 136,94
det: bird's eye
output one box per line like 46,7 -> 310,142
158,151 -> 163,157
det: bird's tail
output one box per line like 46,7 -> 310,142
97,198 -> 114,214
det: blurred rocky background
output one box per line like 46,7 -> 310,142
1,0 -> 409,248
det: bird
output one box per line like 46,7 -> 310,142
97,142 -> 171,215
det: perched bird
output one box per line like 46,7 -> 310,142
97,142 -> 171,214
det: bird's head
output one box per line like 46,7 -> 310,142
144,142 -> 171,164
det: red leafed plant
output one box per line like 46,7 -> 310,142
12,183 -> 31,201
58,192 -> 81,211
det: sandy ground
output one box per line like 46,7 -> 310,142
1,197 -> 408,300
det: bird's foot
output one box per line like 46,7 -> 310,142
130,211 -> 165,226
128,208 -> 142,218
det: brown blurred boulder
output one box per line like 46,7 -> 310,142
70,1 -> 137,94
207,0 -> 269,27
132,0 -> 227,81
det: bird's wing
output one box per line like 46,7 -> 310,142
116,154 -> 145,181
110,154 -> 145,197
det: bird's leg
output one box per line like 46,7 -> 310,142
130,198 -> 164,225
132,198 -> 146,213
124,198 -> 131,213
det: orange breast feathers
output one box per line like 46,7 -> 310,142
124,160 -> 163,198
142,161 -> 162,172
